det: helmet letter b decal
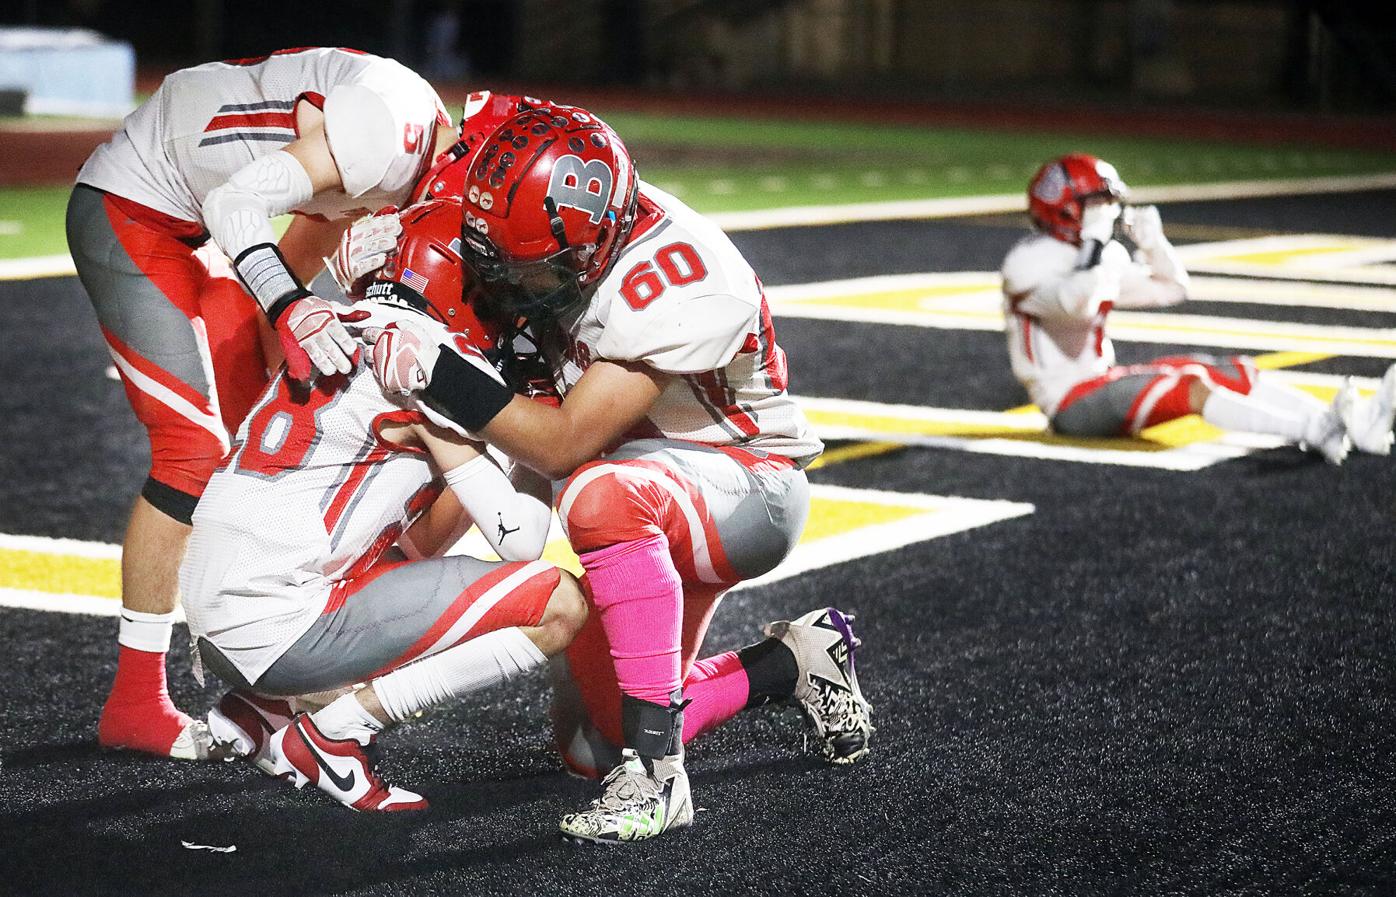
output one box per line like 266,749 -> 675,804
547,155 -> 613,224
1031,163 -> 1067,204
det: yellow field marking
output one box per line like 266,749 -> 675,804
793,350 -> 1358,466
799,494 -> 926,542
1211,244 -> 1366,266
0,548 -> 120,598
1250,351 -> 1333,370
2,484 -> 1033,614
805,441 -> 903,470
799,281 -> 994,313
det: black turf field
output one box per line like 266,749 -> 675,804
2,191 -> 1395,896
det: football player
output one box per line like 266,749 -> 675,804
66,44 -> 532,761
180,200 -> 587,811
1003,153 -> 1396,460
360,102 -> 873,842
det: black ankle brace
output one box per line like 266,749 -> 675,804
621,689 -> 689,760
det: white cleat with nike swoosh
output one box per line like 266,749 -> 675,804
268,713 -> 428,812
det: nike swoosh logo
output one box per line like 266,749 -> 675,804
297,724 -> 356,792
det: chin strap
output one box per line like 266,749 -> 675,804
543,196 -> 571,253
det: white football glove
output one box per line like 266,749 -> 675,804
1123,204 -> 1165,251
1079,201 -> 1121,245
275,295 -> 359,382
326,211 -> 402,295
369,319 -> 442,397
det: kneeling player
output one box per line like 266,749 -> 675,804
1004,153 -> 1396,461
181,202 -> 584,811
360,102 -> 873,841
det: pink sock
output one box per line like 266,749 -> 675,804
579,534 -> 683,706
682,651 -> 750,743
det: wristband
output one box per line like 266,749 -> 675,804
234,243 -> 307,318
421,347 -> 515,433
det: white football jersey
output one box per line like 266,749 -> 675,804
181,306 -> 452,682
78,47 -> 449,225
1000,232 -> 1186,417
553,184 -> 823,464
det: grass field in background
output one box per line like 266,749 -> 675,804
4,110 -> 1396,259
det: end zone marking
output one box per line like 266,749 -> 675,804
792,353 -> 1384,470
0,485 -> 1034,616
766,271 -> 1396,358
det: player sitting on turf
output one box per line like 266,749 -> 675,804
68,42 -> 532,763
356,101 -> 873,842
1003,153 -> 1396,463
180,201 -> 587,812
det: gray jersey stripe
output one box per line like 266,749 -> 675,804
319,434 -> 379,514
684,372 -> 748,441
329,460 -> 391,552
216,100 -> 298,112
198,132 -> 295,148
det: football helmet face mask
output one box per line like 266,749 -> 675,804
456,102 -> 640,323
1028,154 -> 1129,244
364,200 -> 502,351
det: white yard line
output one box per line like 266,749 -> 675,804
0,254 -> 75,280
708,172 -> 1396,231
5,173 -> 1394,285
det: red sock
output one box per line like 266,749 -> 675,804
682,651 -> 750,744
98,645 -> 191,755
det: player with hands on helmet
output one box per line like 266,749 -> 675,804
67,46 -> 483,763
184,199 -> 581,813
358,101 -> 872,844
1004,153 -> 1396,463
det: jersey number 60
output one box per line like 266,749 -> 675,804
619,242 -> 708,311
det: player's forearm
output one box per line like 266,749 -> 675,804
480,397 -> 616,480
442,452 -> 552,560
204,151 -> 317,319
278,215 -> 351,285
400,489 -> 470,559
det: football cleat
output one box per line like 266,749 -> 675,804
764,607 -> 874,765
560,749 -> 692,844
1338,367 -> 1396,456
268,713 -> 428,812
207,690 -> 296,775
1301,393 -> 1350,466
167,718 -> 215,761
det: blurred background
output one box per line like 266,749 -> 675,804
3,1 -> 1395,261
4,0 -> 1395,113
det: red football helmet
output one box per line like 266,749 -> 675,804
363,200 -> 501,349
454,101 -> 639,321
1028,154 -> 1128,244
411,91 -> 545,203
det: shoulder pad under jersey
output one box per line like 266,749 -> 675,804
595,291 -> 759,375
1000,233 -> 1077,295
323,60 -> 442,197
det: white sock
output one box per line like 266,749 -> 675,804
1246,377 -> 1329,416
118,608 -> 175,653
1201,388 -> 1318,443
371,628 -> 547,724
311,693 -> 385,744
